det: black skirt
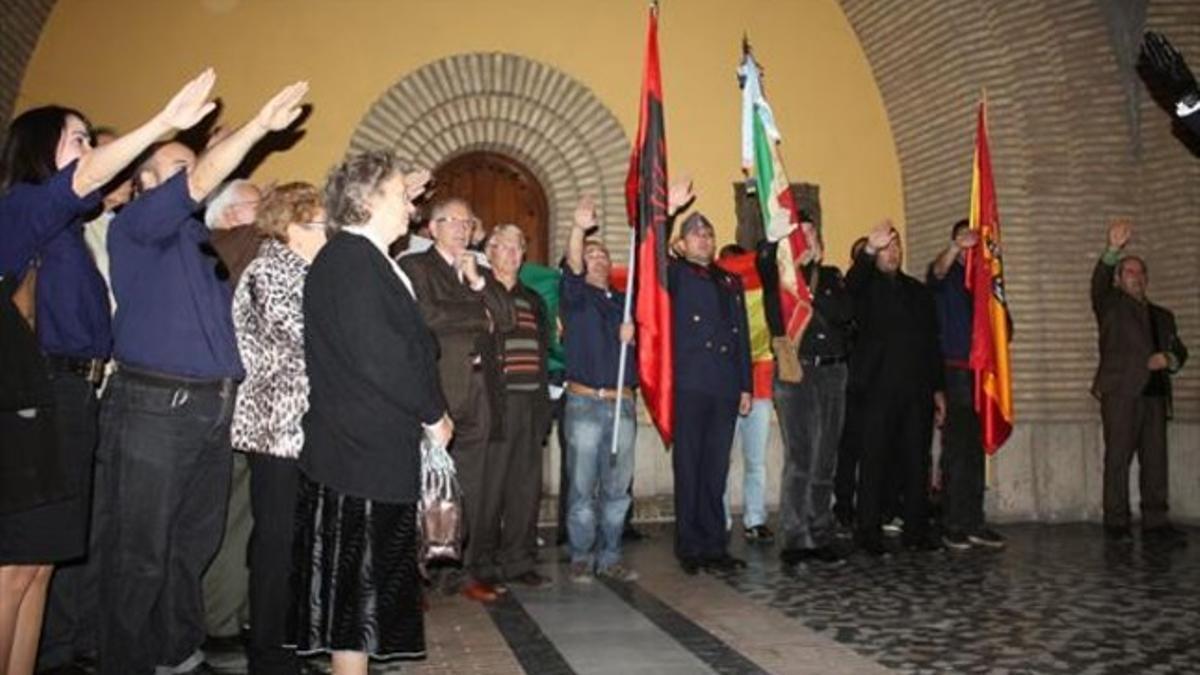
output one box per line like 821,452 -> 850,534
291,476 -> 425,660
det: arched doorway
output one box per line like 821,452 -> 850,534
433,151 -> 550,264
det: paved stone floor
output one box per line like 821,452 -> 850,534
199,522 -> 1196,674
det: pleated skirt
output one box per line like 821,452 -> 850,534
291,476 -> 426,660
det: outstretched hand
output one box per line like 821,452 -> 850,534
667,177 -> 695,217
156,68 -> 218,132
1141,31 -> 1199,104
866,219 -> 895,252
404,169 -> 432,200
253,81 -> 309,133
573,195 -> 598,232
1107,218 -> 1132,250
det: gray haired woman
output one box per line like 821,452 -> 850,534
292,151 -> 452,675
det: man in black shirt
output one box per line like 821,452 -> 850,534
758,219 -> 854,566
846,221 -> 945,555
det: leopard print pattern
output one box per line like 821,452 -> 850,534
231,238 -> 310,459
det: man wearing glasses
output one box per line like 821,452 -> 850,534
400,198 -> 515,602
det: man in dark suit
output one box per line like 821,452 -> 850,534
400,198 -> 514,601
1092,219 -> 1188,544
846,221 -> 945,556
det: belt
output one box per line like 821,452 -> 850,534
799,354 -> 848,367
116,364 -> 237,396
566,381 -> 635,401
46,354 -> 106,385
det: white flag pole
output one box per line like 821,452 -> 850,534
610,227 -> 638,459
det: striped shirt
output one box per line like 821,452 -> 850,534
501,286 -> 546,393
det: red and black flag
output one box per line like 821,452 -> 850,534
625,3 -> 673,445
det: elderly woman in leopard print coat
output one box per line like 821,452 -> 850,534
230,181 -> 329,672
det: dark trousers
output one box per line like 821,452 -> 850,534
452,372 -> 493,580
38,371 -> 100,668
481,391 -> 543,579
672,389 -> 738,560
97,371 -> 235,675
857,389 -> 934,547
833,388 -> 862,526
1100,394 -> 1169,529
203,451 -> 251,638
775,364 -> 847,550
941,369 -> 985,536
246,453 -> 301,675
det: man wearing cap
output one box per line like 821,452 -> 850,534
669,210 -> 753,575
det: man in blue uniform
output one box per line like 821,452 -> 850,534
669,211 -> 753,575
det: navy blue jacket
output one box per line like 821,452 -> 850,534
668,258 -> 752,399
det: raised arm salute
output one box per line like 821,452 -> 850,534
0,70 -> 219,675
1091,219 -> 1188,545
97,81 -> 308,675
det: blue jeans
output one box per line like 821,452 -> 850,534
564,392 -> 636,570
725,398 -> 771,529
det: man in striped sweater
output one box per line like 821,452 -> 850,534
483,224 -> 553,587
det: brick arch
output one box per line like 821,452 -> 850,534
349,52 -> 631,263
0,0 -> 58,143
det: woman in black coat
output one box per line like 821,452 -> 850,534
292,150 -> 452,675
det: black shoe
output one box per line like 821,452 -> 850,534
857,536 -> 888,557
1104,525 -> 1132,542
680,557 -> 701,575
704,554 -> 747,571
744,524 -> 775,544
1142,524 -> 1189,545
509,570 -> 551,587
808,546 -> 845,564
968,528 -> 1006,549
942,531 -> 971,551
36,665 -> 92,675
902,534 -> 943,553
779,548 -> 807,565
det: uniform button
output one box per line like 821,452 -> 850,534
720,345 -> 729,353
693,314 -> 701,322
732,327 -> 739,334
818,333 -> 826,340
705,340 -> 713,349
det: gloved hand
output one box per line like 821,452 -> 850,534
1140,31 -> 1199,114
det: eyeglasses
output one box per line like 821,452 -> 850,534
433,216 -> 480,229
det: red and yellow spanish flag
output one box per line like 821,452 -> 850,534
625,4 -> 674,445
965,100 -> 1014,454
716,252 -> 774,400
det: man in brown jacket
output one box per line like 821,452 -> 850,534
400,198 -> 515,600
1092,219 -> 1188,544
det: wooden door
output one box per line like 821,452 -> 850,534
432,151 -> 550,264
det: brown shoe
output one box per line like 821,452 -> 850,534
462,580 -> 499,603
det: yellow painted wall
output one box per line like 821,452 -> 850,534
19,0 -> 903,267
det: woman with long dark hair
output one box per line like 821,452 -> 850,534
0,70 -> 217,675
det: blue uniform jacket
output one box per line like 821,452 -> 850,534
668,258 -> 752,399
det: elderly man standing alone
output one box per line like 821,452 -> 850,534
1092,219 -> 1188,544
400,198 -> 514,602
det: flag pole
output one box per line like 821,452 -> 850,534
611,227 -> 638,458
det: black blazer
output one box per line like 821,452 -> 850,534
845,252 -> 944,397
300,232 -> 446,504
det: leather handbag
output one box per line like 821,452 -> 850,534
418,437 -> 463,565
